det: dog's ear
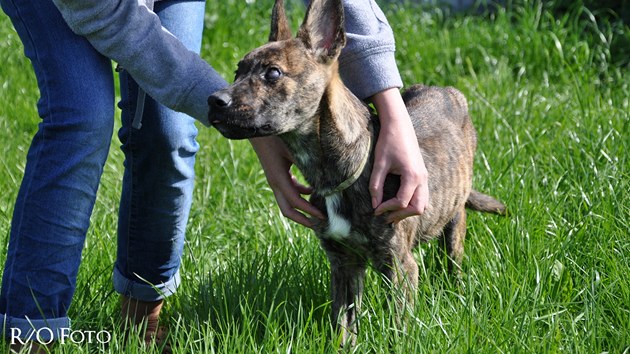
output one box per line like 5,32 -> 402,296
297,0 -> 346,63
269,0 -> 292,42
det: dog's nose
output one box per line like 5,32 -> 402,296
208,91 -> 232,109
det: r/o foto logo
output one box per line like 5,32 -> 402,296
11,328 -> 112,345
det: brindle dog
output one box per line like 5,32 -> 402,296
208,0 -> 506,345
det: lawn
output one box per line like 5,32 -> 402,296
0,0 -> 628,352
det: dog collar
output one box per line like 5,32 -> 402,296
322,136 -> 371,197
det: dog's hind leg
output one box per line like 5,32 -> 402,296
323,242 -> 367,346
439,208 -> 467,275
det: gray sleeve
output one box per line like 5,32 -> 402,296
339,0 -> 404,99
51,0 -> 227,125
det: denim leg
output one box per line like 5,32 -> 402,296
0,0 -> 114,340
113,0 -> 205,301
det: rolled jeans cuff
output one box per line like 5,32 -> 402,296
1,313 -> 70,342
113,266 -> 180,302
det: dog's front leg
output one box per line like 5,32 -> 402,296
373,250 -> 418,307
324,242 -> 367,347
330,263 -> 366,346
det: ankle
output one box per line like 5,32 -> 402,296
120,295 -> 170,348
120,295 -> 164,326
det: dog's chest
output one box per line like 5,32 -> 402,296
321,193 -> 367,244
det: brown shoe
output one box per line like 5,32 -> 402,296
120,295 -> 171,353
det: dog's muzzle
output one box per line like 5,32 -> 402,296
208,91 -> 232,111
208,91 -> 247,139
208,91 -> 274,139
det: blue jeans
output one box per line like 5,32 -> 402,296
0,0 -> 205,341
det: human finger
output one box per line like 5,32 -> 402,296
274,195 -> 324,228
369,160 -> 388,209
374,171 -> 416,215
384,185 -> 428,223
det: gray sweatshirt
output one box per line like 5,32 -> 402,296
51,0 -> 403,126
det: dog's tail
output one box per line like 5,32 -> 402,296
466,190 -> 507,216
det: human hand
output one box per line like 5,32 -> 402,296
249,136 -> 325,228
369,88 -> 429,223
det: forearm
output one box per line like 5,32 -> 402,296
52,0 -> 227,124
369,87 -> 410,127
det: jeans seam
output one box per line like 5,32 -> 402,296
122,74 -> 137,282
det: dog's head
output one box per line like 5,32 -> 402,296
208,0 -> 346,139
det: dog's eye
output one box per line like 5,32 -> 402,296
264,67 -> 282,82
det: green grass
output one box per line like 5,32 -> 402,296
1,0 -> 629,352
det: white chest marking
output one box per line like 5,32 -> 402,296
324,193 -> 352,240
